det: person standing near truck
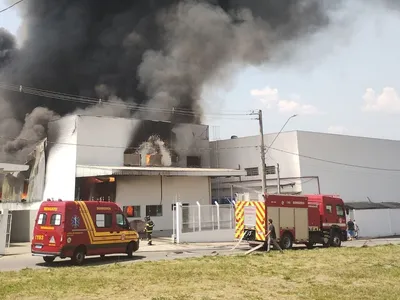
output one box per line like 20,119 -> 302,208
266,219 -> 283,253
347,219 -> 355,240
145,216 -> 155,245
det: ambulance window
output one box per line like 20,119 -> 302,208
326,205 -> 332,214
96,213 -> 112,228
116,213 -> 127,228
37,213 -> 47,225
50,214 -> 62,226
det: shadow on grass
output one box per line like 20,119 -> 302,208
36,254 -> 146,268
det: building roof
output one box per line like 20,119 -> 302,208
76,165 -> 246,178
345,202 -> 400,210
0,163 -> 29,172
211,130 -> 400,144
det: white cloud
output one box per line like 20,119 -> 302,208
362,87 -> 400,113
250,87 -> 279,108
250,86 -> 320,115
328,126 -> 348,134
278,100 -> 319,115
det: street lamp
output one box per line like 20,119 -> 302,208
260,113 -> 298,196
265,114 -> 298,155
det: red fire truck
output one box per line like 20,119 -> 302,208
234,194 -> 347,249
31,200 -> 140,265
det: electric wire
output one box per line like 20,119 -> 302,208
0,0 -> 24,14
0,84 -> 398,171
1,134 -> 400,172
0,82 -> 253,119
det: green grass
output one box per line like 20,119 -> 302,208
1,245 -> 400,300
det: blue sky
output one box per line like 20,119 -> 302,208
1,1 -> 400,141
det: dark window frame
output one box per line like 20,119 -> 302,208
187,156 -> 201,167
95,213 -> 113,228
245,167 -> 259,176
37,213 -> 47,225
50,213 -> 62,226
146,205 -> 163,217
116,213 -> 128,229
336,205 -> 345,217
266,165 -> 276,175
123,205 -> 141,218
326,205 -> 333,214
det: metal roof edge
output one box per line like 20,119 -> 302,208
76,165 -> 246,177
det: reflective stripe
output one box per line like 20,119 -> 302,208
322,223 -> 346,228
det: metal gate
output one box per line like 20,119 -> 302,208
6,212 -> 12,248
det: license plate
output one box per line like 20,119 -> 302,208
35,245 -> 43,249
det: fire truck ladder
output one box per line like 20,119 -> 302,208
5,212 -> 12,248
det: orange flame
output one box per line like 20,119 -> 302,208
21,192 -> 27,199
146,154 -> 151,165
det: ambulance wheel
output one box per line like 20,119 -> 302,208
43,256 -> 55,263
71,247 -> 86,265
126,242 -> 136,258
280,233 -> 293,250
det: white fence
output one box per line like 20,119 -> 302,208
351,208 -> 400,238
172,202 -> 235,243
0,209 -> 9,255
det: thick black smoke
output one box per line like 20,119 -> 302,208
0,0 -> 348,163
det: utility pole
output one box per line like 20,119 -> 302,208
277,163 -> 281,194
258,109 -> 267,196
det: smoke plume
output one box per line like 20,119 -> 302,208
0,0 -> 375,163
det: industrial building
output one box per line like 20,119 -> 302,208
210,130 -> 400,238
210,130 -> 400,203
0,115 -> 245,243
3,121 -> 400,243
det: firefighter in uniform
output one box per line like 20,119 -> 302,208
145,216 -> 155,245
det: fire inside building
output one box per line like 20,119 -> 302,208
0,114 -> 245,242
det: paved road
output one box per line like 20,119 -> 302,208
0,247 -> 244,272
1,237 -> 399,272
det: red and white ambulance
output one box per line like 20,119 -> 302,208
31,200 -> 140,265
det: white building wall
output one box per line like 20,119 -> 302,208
43,115 -> 78,201
210,131 -> 303,197
297,131 -> 400,202
352,209 -> 400,238
115,176 -> 210,230
73,115 -> 210,168
76,116 -> 140,167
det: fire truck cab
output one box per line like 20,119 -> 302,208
234,194 -> 347,250
31,200 -> 140,265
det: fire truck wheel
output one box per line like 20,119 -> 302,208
330,232 -> 342,247
280,232 -> 293,250
305,242 -> 315,249
43,256 -> 55,263
71,247 -> 86,265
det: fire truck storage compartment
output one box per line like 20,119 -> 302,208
266,195 -> 310,242
243,205 -> 257,241
267,206 -> 309,241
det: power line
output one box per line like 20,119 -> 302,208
1,134 -> 400,172
268,146 -> 400,172
0,0 -> 24,14
0,82 -> 253,119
